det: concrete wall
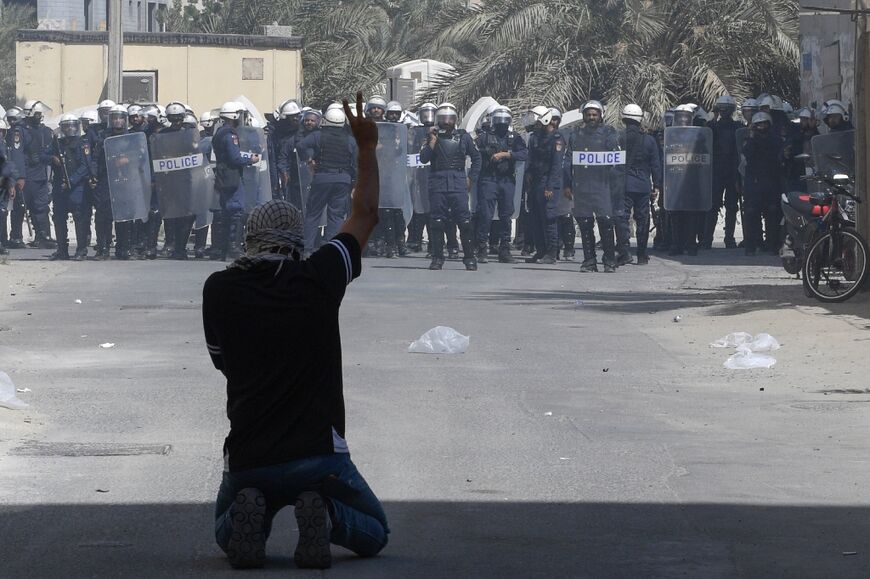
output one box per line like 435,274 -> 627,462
800,0 -> 855,110
15,31 -> 303,118
37,0 -> 170,32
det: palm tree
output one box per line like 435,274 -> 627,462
0,2 -> 37,105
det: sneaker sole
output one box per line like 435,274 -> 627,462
227,488 -> 266,569
294,492 -> 332,569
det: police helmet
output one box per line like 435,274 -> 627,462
59,113 -> 81,137
436,103 -> 459,129
797,107 -> 815,120
80,109 -> 99,125
6,106 -> 23,123
322,103 -> 346,127
28,101 -> 50,120
549,107 -> 562,119
127,104 -> 143,117
759,95 -> 783,111
418,102 -> 437,126
107,104 -> 128,130
182,113 -> 198,129
782,101 -> 794,115
673,104 -> 695,126
98,99 -> 116,112
621,103 -> 644,123
751,112 -> 773,126
166,102 -> 186,122
278,100 -> 302,120
219,101 -> 244,121
365,96 -> 388,116
23,100 -> 37,114
385,100 -> 403,122
581,100 -> 604,114
302,109 -> 322,124
741,98 -> 759,110
823,100 -> 849,121
530,105 -> 553,126
491,106 -> 512,127
199,111 -> 214,128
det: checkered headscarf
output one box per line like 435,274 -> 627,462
228,199 -> 305,271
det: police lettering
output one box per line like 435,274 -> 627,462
407,154 -> 429,168
665,153 -> 711,166
571,151 -> 626,166
152,153 -> 205,173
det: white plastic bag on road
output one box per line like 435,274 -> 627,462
408,326 -> 469,354
0,371 -> 29,410
710,332 -> 753,348
747,333 -> 780,353
723,346 -> 777,370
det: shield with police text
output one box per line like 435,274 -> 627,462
376,122 -> 413,224
194,136 -> 215,229
150,129 -> 210,220
511,160 -> 527,218
408,126 -> 430,214
236,126 -> 272,212
104,132 -> 151,222
663,126 -> 713,212
570,126 -> 626,217
811,130 -> 855,179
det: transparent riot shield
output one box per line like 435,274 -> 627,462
570,127 -> 626,217
376,122 -> 413,224
150,129 -> 210,220
236,126 -> 272,212
811,130 -> 855,179
194,136 -> 215,229
663,126 -> 713,212
292,150 -> 312,212
735,126 -> 749,183
408,126 -> 430,214
104,132 -> 151,222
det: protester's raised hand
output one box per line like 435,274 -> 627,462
343,92 -> 378,151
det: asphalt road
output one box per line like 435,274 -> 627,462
1,246 -> 870,578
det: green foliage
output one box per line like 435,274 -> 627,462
1,2 -> 37,105
165,0 -> 799,121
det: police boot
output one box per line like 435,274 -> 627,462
579,225 -> 598,272
209,213 -> 227,261
498,242 -> 516,263
459,220 -> 477,271
0,210 -> 8,254
700,210 -> 717,249
227,213 -> 244,260
32,213 -> 57,249
428,219 -> 445,270
160,218 -> 175,256
73,215 -> 90,261
194,226 -> 209,259
724,210 -> 737,248
476,242 -> 489,264
539,250 -> 557,265
146,213 -> 160,259
49,244 -> 70,261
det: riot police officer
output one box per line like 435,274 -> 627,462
742,112 -> 782,255
22,101 -> 56,248
365,96 -> 387,122
135,104 -> 163,259
211,102 -> 260,260
43,114 -> 95,260
741,99 -> 759,126
90,105 -> 130,259
665,104 -> 709,256
615,104 -> 661,265
385,101 -> 403,123
524,106 -> 564,264
0,119 -> 18,255
300,108 -> 322,137
419,102 -> 481,270
406,102 -> 436,253
474,105 -> 527,263
702,95 -> 741,249
563,100 -> 618,272
157,101 -> 196,259
379,101 -> 410,257
3,107 -> 28,250
128,104 -> 146,132
822,101 -> 853,132
269,100 -> 302,204
296,103 -> 357,254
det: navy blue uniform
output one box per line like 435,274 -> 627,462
211,123 -> 255,259
297,127 -> 357,253
88,127 -> 117,257
42,135 -> 95,258
526,128 -> 564,261
419,128 -> 481,268
743,129 -> 783,252
702,117 -> 742,247
615,124 -> 661,261
474,129 -> 528,253
23,121 -> 55,243
4,125 -> 27,246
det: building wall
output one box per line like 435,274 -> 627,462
37,0 -> 169,32
16,33 -> 303,118
799,0 -> 855,110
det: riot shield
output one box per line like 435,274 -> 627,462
735,127 -> 749,180
570,127 -> 626,217
408,126 -> 430,214
150,129 -> 211,220
376,122 -> 413,224
811,130 -> 855,179
663,126 -> 713,212
194,136 -> 215,229
512,160 -> 527,218
236,126 -> 272,212
291,150 -> 312,212
104,132 -> 151,222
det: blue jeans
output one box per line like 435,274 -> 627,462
215,453 -> 389,558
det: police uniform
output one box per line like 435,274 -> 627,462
211,123 -> 256,260
474,127 -> 528,261
702,116 -> 742,248
526,127 -> 564,262
419,127 -> 482,270
4,123 -> 27,248
41,134 -> 96,259
23,119 -> 56,246
742,129 -> 783,253
135,122 -> 162,259
616,124 -> 661,263
297,126 -> 357,253
155,124 -> 198,259
87,126 -> 117,259
0,139 -> 17,253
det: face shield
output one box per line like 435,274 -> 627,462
60,120 -> 81,138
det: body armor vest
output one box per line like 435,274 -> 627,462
317,127 -> 351,172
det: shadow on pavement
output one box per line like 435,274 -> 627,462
1,500 -> 868,577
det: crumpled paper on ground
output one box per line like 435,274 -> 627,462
711,332 -> 780,352
408,326 -> 470,354
0,371 -> 29,410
